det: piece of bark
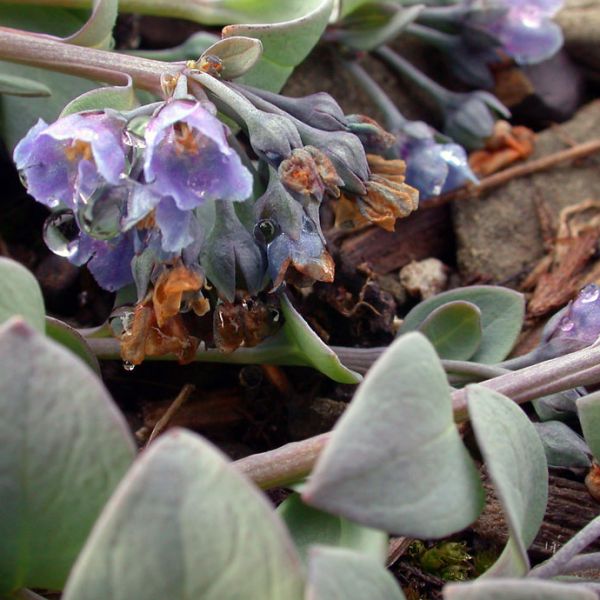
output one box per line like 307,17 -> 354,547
336,204 -> 454,275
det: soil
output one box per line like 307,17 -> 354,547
2,12 -> 600,599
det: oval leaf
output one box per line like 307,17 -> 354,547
306,546 -> 407,600
60,74 -> 137,117
303,332 -> 484,538
45,316 -> 101,375
63,430 -> 305,600
201,36 -> 263,80
466,385 -> 548,577
0,318 -> 135,593
278,493 -> 388,565
0,257 -> 45,333
444,579 -> 596,599
577,391 -> 600,462
280,294 -> 361,384
0,73 -> 51,97
64,0 -> 118,49
533,421 -> 591,468
400,286 -> 525,363
418,300 -> 482,360
222,0 -> 334,92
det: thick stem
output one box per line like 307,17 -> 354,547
0,26 -> 178,93
232,344 -> 600,488
375,45 -> 452,107
340,59 -> 406,131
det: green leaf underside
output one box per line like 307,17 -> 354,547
418,300 -> 482,360
400,286 -> 525,363
62,430 -> 304,600
0,319 -> 135,593
303,333 -> 484,538
306,546 -> 407,600
577,391 -> 600,462
278,493 -> 388,565
280,294 -> 362,384
0,73 -> 51,97
45,316 -> 102,375
0,257 -> 45,333
222,0 -> 334,92
443,579 -> 596,599
466,385 -> 548,577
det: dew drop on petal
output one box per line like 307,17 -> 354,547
43,209 -> 81,258
580,284 -> 600,304
123,360 -> 135,372
559,315 -> 575,332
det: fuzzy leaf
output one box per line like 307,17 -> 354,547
533,421 -> 590,468
0,257 -> 45,333
577,391 -> 600,462
400,286 -> 524,363
418,300 -> 482,360
45,316 -> 101,375
278,493 -> 388,565
280,294 -> 361,384
0,319 -> 135,593
306,546 -> 407,600
62,430 -> 304,600
222,0 -> 334,92
467,385 -> 548,577
60,74 -> 138,116
0,73 -> 51,97
200,36 -> 263,79
303,333 -> 484,537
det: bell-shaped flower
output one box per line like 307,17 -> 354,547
394,121 -> 478,198
143,99 -> 253,210
538,284 -> 600,359
442,90 -> 510,150
13,111 -> 127,208
478,0 -> 564,65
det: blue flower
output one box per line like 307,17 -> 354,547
13,111 -> 127,208
470,0 -> 564,65
393,121 -> 477,198
143,99 -> 253,210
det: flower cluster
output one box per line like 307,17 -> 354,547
15,78 -> 418,363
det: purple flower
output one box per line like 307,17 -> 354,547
538,284 -> 600,358
471,0 -> 564,65
13,111 -> 127,209
393,121 -> 477,198
143,99 -> 253,210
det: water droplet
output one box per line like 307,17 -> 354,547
18,170 -> 28,189
559,316 -> 575,332
77,184 -> 127,240
43,210 -> 81,258
122,130 -> 146,150
580,284 -> 600,304
123,360 -> 135,372
254,219 -> 279,244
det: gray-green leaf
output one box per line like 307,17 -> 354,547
418,300 -> 482,360
400,286 -> 524,363
577,391 -> 600,462
533,421 -> 591,468
278,493 -> 388,565
62,430 -> 305,600
200,36 -> 263,79
0,319 -> 135,593
0,257 -> 45,333
303,332 -> 484,537
306,546 -> 407,600
0,73 -> 51,97
45,316 -> 101,375
444,579 -> 596,599
467,385 -> 548,577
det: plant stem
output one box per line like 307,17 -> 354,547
233,343 -> 600,488
375,45 -> 451,107
340,59 -> 406,131
405,22 -> 458,50
0,26 -> 178,93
